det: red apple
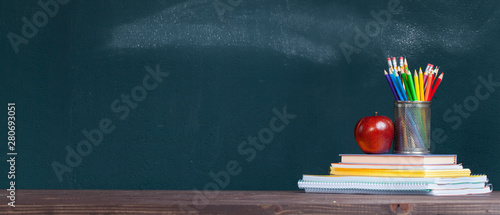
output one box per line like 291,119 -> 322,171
354,112 -> 394,154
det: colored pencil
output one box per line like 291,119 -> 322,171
400,58 -> 405,86
428,68 -> 437,89
397,67 -> 405,97
392,57 -> 398,72
398,67 -> 406,92
429,73 -> 444,101
404,57 -> 409,72
424,63 -> 431,74
401,67 -> 414,100
393,70 -> 404,101
389,71 -> 404,101
404,57 -> 417,100
432,67 -> 440,84
423,64 -> 432,85
384,70 -> 399,100
383,57 -> 443,102
422,70 -> 429,88
424,64 -> 434,87
418,68 -> 424,101
406,68 -> 417,101
394,70 -> 408,101
424,70 -> 434,101
389,70 -> 404,101
414,70 -> 421,101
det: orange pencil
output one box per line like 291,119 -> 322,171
432,67 -> 440,84
428,73 -> 444,101
424,70 -> 435,101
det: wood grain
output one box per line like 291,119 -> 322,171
1,190 -> 499,214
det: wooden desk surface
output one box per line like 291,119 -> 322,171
1,190 -> 499,214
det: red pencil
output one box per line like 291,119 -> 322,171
429,73 -> 444,101
424,71 -> 434,101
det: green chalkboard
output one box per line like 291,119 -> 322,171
1,0 -> 499,192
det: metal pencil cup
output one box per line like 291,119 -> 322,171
393,101 -> 431,154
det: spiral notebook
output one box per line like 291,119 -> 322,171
301,187 -> 492,196
298,175 -> 492,196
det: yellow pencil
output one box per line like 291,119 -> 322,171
414,70 -> 420,101
419,67 -> 424,101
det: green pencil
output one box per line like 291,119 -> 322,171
406,68 -> 417,101
404,58 -> 417,101
400,67 -> 413,100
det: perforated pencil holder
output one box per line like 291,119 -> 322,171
393,101 -> 431,154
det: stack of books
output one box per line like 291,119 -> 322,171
298,154 -> 492,196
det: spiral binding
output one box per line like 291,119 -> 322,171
303,188 -> 429,195
298,180 -> 430,191
298,180 -> 493,196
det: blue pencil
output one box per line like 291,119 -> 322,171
384,70 -> 399,100
393,70 -> 408,101
389,70 -> 403,101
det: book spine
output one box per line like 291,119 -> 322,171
329,167 -> 471,178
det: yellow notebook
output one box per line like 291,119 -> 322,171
329,167 -> 471,178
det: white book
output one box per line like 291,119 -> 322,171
301,175 -> 488,184
298,175 -> 492,196
302,186 -> 492,196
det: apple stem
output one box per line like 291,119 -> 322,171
375,111 -> 378,116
